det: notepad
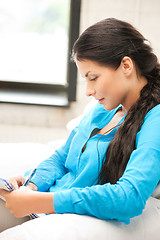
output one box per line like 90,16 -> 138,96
0,178 -> 14,191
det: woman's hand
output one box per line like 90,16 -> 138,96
0,187 -> 55,218
26,182 -> 38,191
8,175 -> 26,189
8,175 -> 37,191
0,187 -> 34,217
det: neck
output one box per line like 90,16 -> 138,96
123,76 -> 148,111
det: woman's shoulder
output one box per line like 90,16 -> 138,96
140,104 -> 160,130
144,104 -> 160,120
136,104 -> 160,149
141,104 -> 160,129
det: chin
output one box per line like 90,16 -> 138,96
103,106 -> 115,111
103,103 -> 120,111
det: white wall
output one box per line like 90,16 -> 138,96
0,0 -> 160,129
80,0 -> 160,57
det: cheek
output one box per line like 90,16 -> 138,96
104,81 -> 127,106
110,74 -> 128,96
102,72 -> 119,92
110,87 -> 127,104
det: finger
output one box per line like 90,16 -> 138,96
0,189 -> 9,197
9,176 -> 25,189
8,178 -> 19,190
16,176 -> 26,186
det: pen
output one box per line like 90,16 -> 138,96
23,168 -> 36,186
22,168 -> 39,219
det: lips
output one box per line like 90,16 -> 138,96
98,98 -> 104,104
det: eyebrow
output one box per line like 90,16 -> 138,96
85,71 -> 91,77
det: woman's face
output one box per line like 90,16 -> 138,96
76,59 -> 131,111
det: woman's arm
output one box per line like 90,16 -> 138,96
0,187 -> 55,218
53,147 -> 160,224
52,106 -> 160,223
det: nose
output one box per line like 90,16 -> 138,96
86,82 -> 96,97
86,87 -> 96,97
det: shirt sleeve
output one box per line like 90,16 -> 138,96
30,126 -> 79,192
53,106 -> 160,224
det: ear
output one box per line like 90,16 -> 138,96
120,56 -> 134,76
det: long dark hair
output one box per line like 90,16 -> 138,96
72,18 -> 160,184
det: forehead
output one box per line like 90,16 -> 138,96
76,59 -> 101,69
76,59 -> 106,77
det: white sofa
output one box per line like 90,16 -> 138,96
0,140 -> 160,240
0,100 -> 160,240
0,142 -> 62,179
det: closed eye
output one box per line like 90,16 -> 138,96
90,76 -> 97,81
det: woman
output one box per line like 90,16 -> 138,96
0,18 -> 160,239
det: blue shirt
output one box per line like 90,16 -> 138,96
30,103 -> 160,224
